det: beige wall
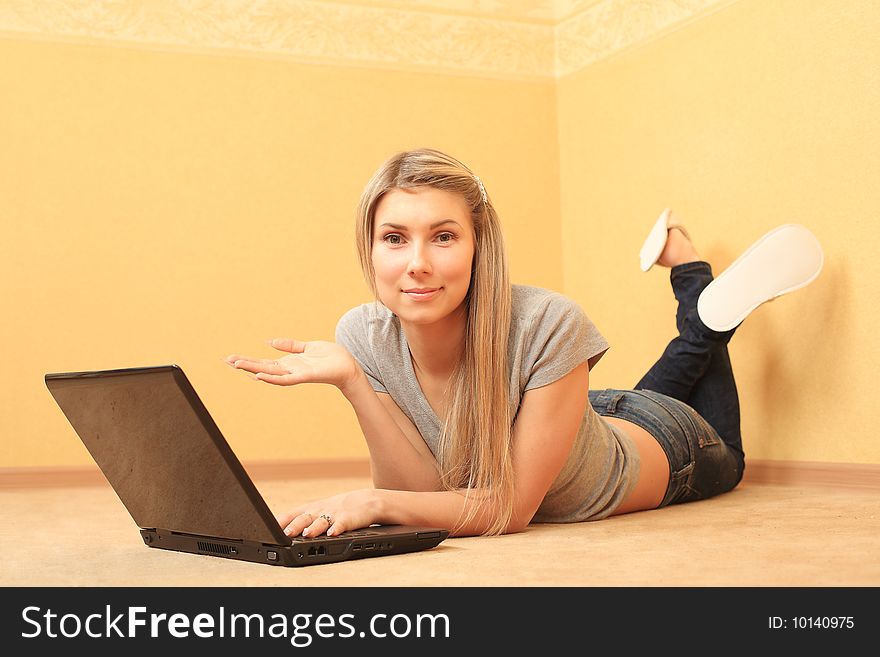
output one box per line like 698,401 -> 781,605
559,0 -> 880,463
3,0 -> 878,469
0,38 -> 560,466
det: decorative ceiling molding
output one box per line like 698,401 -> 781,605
316,1 -> 605,24
556,0 -> 736,76
0,0 -> 735,79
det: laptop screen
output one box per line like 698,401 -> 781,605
46,366 -> 285,545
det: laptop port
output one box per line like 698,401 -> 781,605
363,543 -> 376,550
352,544 -> 362,551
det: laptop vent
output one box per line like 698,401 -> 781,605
197,541 -> 234,555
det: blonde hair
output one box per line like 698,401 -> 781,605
355,148 -> 513,535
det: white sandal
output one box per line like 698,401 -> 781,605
639,208 -> 691,271
697,224 -> 824,332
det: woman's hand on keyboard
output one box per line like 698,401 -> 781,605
275,488 -> 383,538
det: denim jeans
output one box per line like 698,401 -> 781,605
589,262 -> 745,507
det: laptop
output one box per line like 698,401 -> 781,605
45,364 -> 448,567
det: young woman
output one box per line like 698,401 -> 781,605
225,148 -> 823,538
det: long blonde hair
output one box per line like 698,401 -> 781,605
355,148 -> 513,535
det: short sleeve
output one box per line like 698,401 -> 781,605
335,306 -> 388,394
521,293 -> 609,392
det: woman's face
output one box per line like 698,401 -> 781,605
372,187 -> 475,327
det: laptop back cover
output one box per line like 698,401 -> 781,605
45,365 -> 289,546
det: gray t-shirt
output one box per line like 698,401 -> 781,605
335,284 -> 640,522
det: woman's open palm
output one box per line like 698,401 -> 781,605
225,338 -> 359,389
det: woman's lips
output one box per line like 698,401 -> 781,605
403,287 -> 441,301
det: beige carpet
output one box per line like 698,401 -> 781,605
2,477 -> 877,586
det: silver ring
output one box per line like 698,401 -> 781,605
320,514 -> 333,525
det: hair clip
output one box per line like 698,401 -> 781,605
474,176 -> 488,205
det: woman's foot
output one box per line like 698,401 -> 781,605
657,225 -> 701,268
697,224 -> 824,331
639,208 -> 701,270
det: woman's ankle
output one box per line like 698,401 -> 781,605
658,227 -> 701,268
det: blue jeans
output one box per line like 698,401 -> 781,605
589,262 -> 745,507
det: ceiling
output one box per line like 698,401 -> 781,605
0,0 -> 732,78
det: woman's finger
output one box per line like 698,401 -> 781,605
268,338 -> 308,354
254,372 -> 303,386
276,512 -> 295,528
232,359 -> 287,375
225,354 -> 274,367
303,512 -> 336,537
283,512 -> 317,537
233,357 -> 282,367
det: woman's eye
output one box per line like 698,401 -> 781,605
436,232 -> 455,243
383,234 -> 403,245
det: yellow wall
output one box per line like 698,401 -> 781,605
0,38 -> 561,466
3,0 -> 878,469
559,0 -> 880,463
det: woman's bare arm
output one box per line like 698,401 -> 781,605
278,362 -> 590,538
226,338 -> 440,491
338,369 -> 441,491
375,362 -> 589,535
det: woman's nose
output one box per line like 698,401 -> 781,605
407,244 -> 432,275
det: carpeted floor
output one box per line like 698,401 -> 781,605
2,477 -> 877,586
